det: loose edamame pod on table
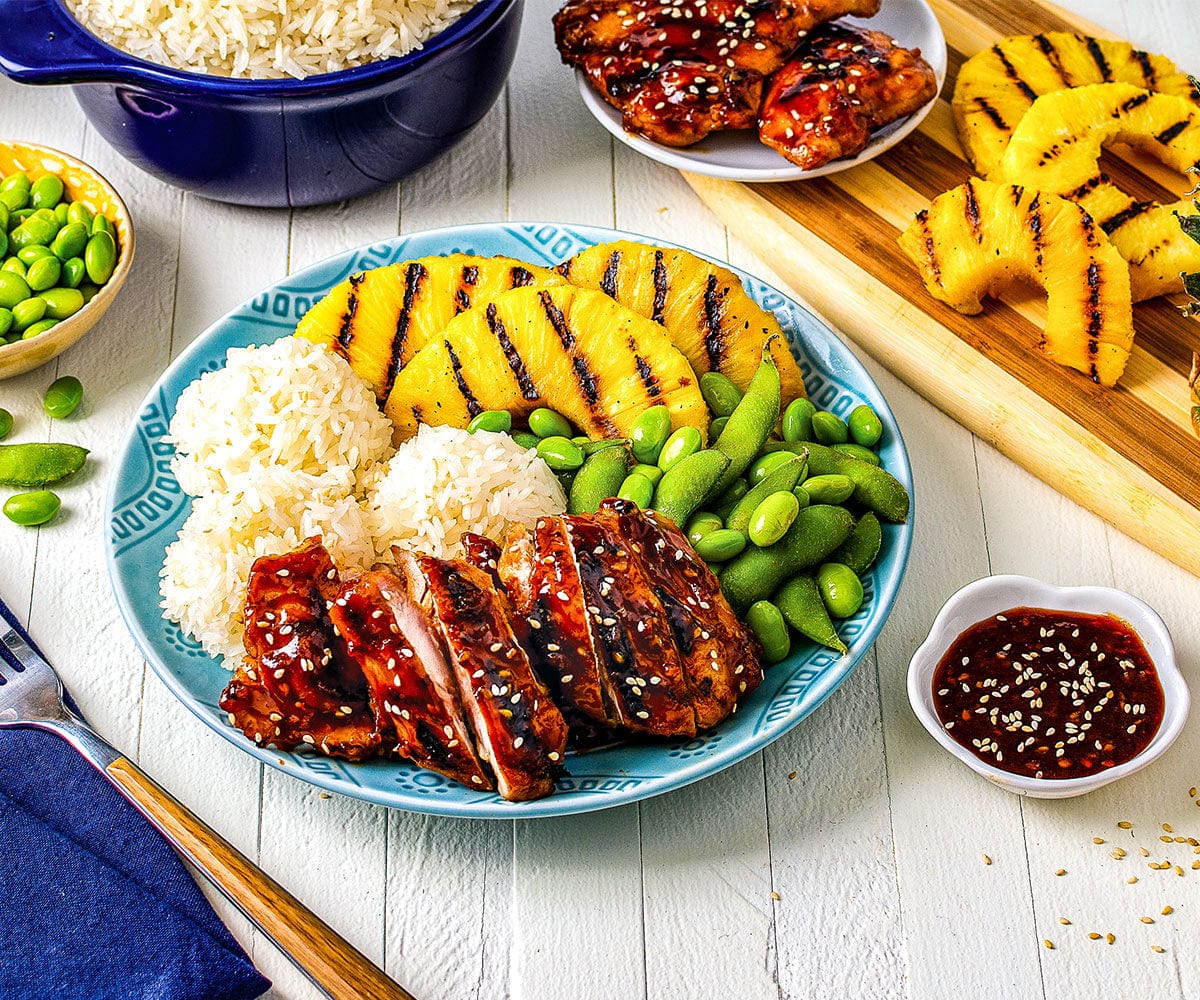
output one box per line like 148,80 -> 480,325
652,448 -> 729,528
3,489 -> 61,526
725,452 -> 807,532
816,562 -> 864,619
569,446 -> 630,514
775,575 -> 848,653
765,441 -> 910,523
0,442 -> 89,486
745,600 -> 791,663
629,404 -> 672,464
718,504 -> 854,612
712,341 -> 782,493
44,376 -> 84,419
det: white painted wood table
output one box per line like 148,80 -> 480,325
3,1 -> 1199,997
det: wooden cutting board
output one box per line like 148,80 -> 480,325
685,0 -> 1200,578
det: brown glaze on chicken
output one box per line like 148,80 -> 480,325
554,0 -> 881,146
219,538 -> 379,760
399,551 -> 570,802
759,23 -> 937,169
329,569 -> 494,791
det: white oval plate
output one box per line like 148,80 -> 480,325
575,0 -> 947,182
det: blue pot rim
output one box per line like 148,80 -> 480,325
0,0 -> 515,93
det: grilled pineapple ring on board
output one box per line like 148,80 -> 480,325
384,285 -> 710,440
898,178 -> 1134,386
295,254 -> 565,403
953,32 -> 1200,178
994,82 -> 1200,301
558,240 -> 806,401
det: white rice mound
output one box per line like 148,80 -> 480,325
160,467 -> 374,662
169,337 -> 393,497
365,424 -> 566,561
66,0 -> 478,80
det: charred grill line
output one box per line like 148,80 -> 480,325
994,44 -> 1039,102
487,303 -> 540,402
701,273 -> 726,370
600,250 -> 622,298
651,250 -> 668,324
1084,35 -> 1114,82
444,340 -> 483,418
964,181 -> 983,244
1133,49 -> 1157,87
1119,92 -> 1150,114
1027,194 -> 1045,271
454,264 -> 479,314
335,273 -> 364,352
511,266 -> 538,287
631,338 -> 662,398
1085,260 -> 1103,380
538,290 -> 612,427
973,97 -> 1008,131
539,290 -> 576,350
386,262 -> 428,396
1155,119 -> 1191,145
1101,200 -> 1153,235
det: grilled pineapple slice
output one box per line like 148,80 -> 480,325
953,32 -> 1200,178
994,82 -> 1200,301
295,255 -> 564,402
898,178 -> 1134,386
559,241 -> 806,401
384,285 -> 709,440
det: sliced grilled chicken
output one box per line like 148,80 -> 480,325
398,550 -> 570,801
329,569 -> 494,791
220,537 -> 379,760
598,498 -> 762,726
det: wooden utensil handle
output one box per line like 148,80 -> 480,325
106,756 -> 415,1000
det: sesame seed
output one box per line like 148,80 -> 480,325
1088,932 -> 1101,940
1151,944 -> 1165,953
1140,916 -> 1154,924
1058,916 -> 1070,925
1162,905 -> 1174,915
983,854 -> 992,865
1093,837 -> 1105,845
1118,821 -> 1132,829
1106,933 -> 1115,944
1043,939 -> 1054,950
1055,869 -> 1067,876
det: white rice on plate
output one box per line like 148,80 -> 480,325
159,338 -> 566,664
66,0 -> 479,79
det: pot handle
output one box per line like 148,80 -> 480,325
0,0 -> 143,84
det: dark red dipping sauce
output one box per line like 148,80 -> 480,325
932,606 -> 1164,780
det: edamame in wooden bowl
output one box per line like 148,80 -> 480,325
0,140 -> 134,379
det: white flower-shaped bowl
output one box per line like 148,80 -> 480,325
907,575 -> 1190,799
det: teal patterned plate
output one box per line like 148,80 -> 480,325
105,222 -> 913,818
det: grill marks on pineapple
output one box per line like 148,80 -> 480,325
1155,119 -> 1192,145
385,262 -> 428,397
600,251 -> 622,298
1027,193 -> 1045,270
488,303 -> 539,401
537,290 -> 610,425
455,265 -> 479,314
1119,91 -> 1150,115
701,274 -> 728,371
993,44 -> 1038,104
444,341 -> 483,418
631,337 -> 662,398
1101,201 -> 1153,235
336,273 -> 364,351
651,250 -> 669,324
964,181 -> 984,243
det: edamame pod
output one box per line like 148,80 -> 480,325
91,214 -> 113,236
535,435 -> 585,471
694,528 -> 746,563
747,450 -> 794,485
832,443 -> 880,466
630,404 -> 672,464
617,472 -> 655,509
764,441 -> 910,523
0,442 -> 89,487
11,297 -> 46,332
66,202 -> 92,228
711,478 -> 750,520
699,371 -> 743,417
25,255 -> 61,293
748,490 -> 800,547
713,343 -> 781,493
709,415 -> 728,439
725,453 -> 806,532
3,489 -> 61,526
832,512 -> 882,576
17,245 -> 52,265
29,175 -> 64,210
0,271 -> 30,309
43,376 -> 84,418
60,257 -> 86,289
816,562 -> 864,619
718,504 -> 854,611
10,217 -> 58,251
653,448 -> 730,527
84,230 -> 117,284
782,398 -> 816,443
22,319 -> 57,339
0,408 -> 11,440
51,222 -> 89,262
847,404 -> 883,447
745,600 -> 791,663
569,446 -> 630,514
775,575 -> 847,653
578,437 -> 629,456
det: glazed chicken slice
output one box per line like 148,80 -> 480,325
554,0 -> 881,146
598,499 -> 762,726
398,550 -> 570,801
759,23 -> 938,169
328,569 -> 494,791
219,538 -> 378,760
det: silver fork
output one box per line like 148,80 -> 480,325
0,594 -> 414,1000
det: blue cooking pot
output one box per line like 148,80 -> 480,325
0,0 -> 523,207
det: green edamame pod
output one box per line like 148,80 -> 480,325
810,411 -> 848,445
11,296 -> 46,332
66,201 -> 93,228
578,437 -> 629,457
630,404 -> 672,464
0,187 -> 28,213
792,485 -> 810,509
0,408 -> 11,440
2,258 -> 27,278
85,231 -> 117,285
775,575 -> 847,654
832,442 -> 880,466
22,319 -> 57,339
653,448 -> 730,527
764,441 -> 910,523
699,371 -> 743,417
91,213 -> 113,236
847,404 -> 883,447
748,490 -> 800,547
657,425 -> 702,471
725,453 -> 806,532
17,244 -> 52,265
29,174 -> 64,210
51,222 -> 89,262
694,528 -> 746,563
800,474 -> 854,505
3,489 -> 61,526
25,255 -> 61,293
713,342 -> 781,493
10,217 -> 58,251
0,442 -> 89,487
747,450 -> 793,486
511,431 -> 540,450
528,407 -> 573,438
816,562 -> 864,619
685,512 -> 723,546
569,446 -> 630,515
782,398 -> 816,443
53,203 -> 70,227
717,504 -> 854,612
711,477 -> 750,520
43,375 -> 84,418
0,271 -> 31,309
630,463 -> 662,486
832,512 -> 882,576
535,435 -> 585,472
745,600 -> 791,663
467,409 -> 512,434
60,257 -> 86,289
617,472 -> 655,509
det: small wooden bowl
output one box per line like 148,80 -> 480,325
0,140 -> 134,379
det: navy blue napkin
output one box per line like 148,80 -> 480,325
0,622 -> 270,1000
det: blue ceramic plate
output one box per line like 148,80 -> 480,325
106,222 -> 913,818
